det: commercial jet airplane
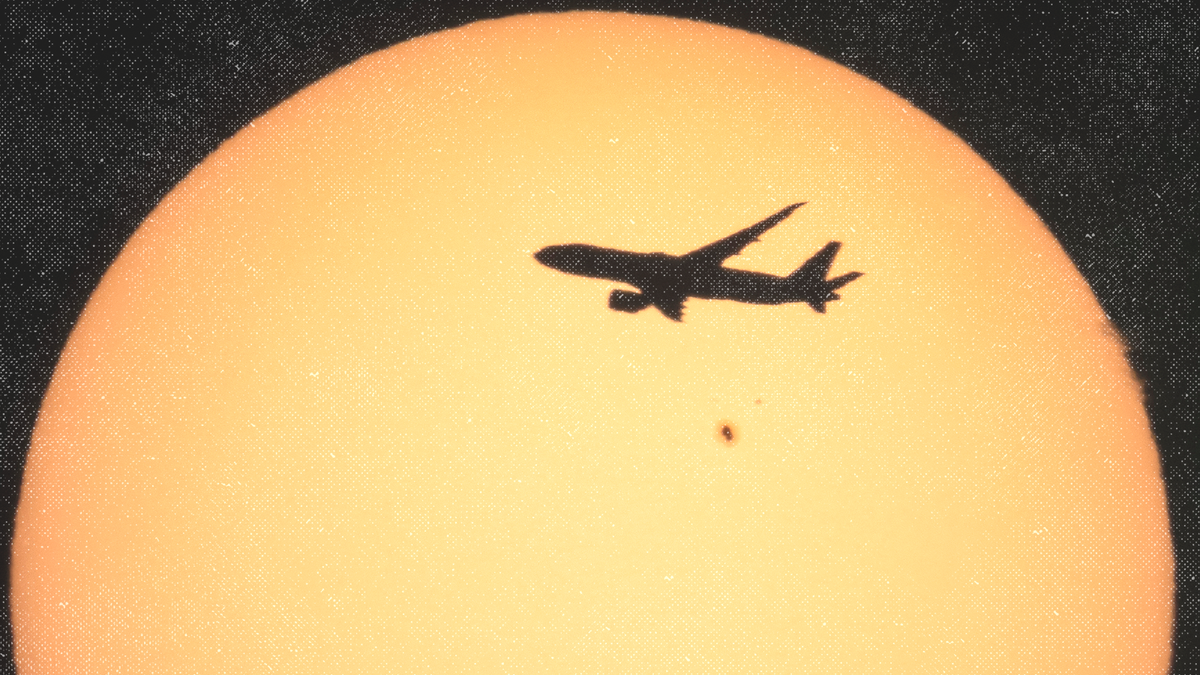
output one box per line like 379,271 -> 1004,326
534,203 -> 863,321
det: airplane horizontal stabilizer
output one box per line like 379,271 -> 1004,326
789,241 -> 862,313
826,271 -> 863,290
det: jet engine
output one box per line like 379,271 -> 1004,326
608,289 -> 652,313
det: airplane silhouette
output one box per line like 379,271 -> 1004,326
534,203 -> 863,321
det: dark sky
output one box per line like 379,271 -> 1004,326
2,1 -> 1196,672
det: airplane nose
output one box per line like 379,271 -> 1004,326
535,244 -> 593,275
534,245 -> 570,269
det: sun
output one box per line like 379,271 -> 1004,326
11,11 -> 1172,674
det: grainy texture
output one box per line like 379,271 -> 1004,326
1,2 -> 1196,673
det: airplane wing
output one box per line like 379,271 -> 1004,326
680,203 -> 804,268
654,295 -> 687,322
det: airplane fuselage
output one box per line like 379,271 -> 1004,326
536,244 -> 819,305
533,203 -> 862,320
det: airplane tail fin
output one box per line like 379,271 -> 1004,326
788,242 -> 863,313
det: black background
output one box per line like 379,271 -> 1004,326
2,1 -> 1196,672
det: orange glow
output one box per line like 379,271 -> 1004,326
12,12 -> 1172,673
